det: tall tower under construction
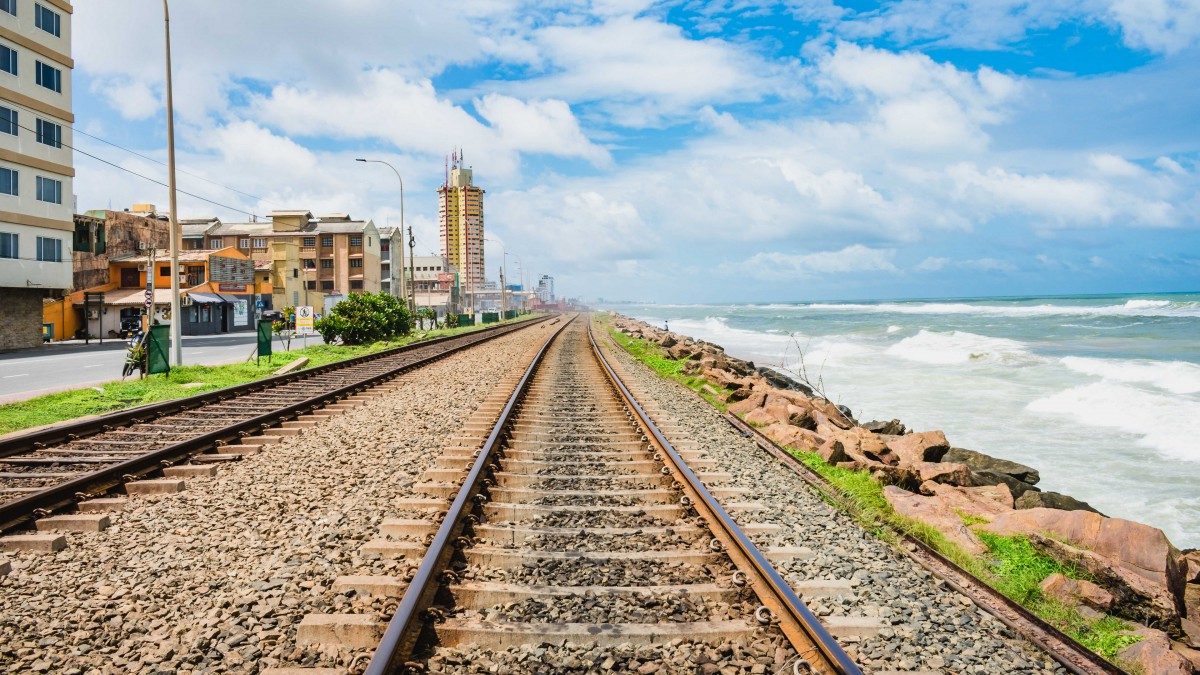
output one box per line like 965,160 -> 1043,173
437,150 -> 485,307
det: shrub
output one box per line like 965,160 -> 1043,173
314,292 -> 412,345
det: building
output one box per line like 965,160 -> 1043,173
0,0 -> 74,349
377,225 -> 403,300
178,210 -> 381,307
537,274 -> 555,303
43,246 -> 266,338
410,254 -> 458,317
71,206 -> 171,292
436,151 -> 483,309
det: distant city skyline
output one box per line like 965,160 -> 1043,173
69,1 -> 1200,303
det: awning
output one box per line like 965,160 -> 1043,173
187,293 -> 223,304
216,294 -> 248,303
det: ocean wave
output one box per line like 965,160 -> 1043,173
886,325 -> 902,333
1061,356 -> 1200,395
794,299 -> 1200,318
886,330 -> 1038,365
1028,382 -> 1200,463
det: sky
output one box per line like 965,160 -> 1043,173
69,0 -> 1200,303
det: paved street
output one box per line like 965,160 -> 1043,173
0,332 -> 319,404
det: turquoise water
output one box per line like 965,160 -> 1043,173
604,293 -> 1200,548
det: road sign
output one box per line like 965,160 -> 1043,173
296,306 -> 315,334
144,290 -> 153,309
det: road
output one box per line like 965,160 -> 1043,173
0,332 -> 320,404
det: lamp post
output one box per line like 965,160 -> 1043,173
484,237 -> 508,319
355,159 -> 411,312
162,0 -> 182,365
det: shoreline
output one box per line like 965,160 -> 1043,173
607,311 -> 1200,671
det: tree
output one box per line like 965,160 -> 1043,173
313,292 -> 413,345
418,306 -> 437,330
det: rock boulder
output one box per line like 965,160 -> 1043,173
862,419 -> 907,435
1118,627 -> 1197,675
1015,490 -> 1101,514
941,447 -> 1040,485
918,481 -> 1014,519
886,430 -> 951,465
756,366 -> 814,395
728,392 -> 767,416
1040,573 -> 1114,611
971,470 -> 1040,498
882,486 -> 986,556
817,439 -> 850,465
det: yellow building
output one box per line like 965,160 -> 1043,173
437,152 -> 484,308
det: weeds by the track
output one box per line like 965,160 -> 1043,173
0,319 -> 537,436
603,316 -> 731,411
603,315 -> 1141,663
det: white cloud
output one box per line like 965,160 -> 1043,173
733,245 -> 899,280
917,256 -> 950,271
1108,0 -> 1200,53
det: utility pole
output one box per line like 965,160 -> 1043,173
163,0 -> 183,366
355,159 -> 409,312
407,225 -> 415,314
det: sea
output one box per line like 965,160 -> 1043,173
602,293 -> 1200,549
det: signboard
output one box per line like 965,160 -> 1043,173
232,299 -> 249,326
147,324 -> 171,375
296,306 -> 315,334
218,283 -> 247,292
437,272 -> 455,290
210,255 -> 254,284
257,319 -> 272,363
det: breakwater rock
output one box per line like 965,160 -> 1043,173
610,312 -> 1200,665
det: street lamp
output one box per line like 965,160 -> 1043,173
162,0 -> 182,366
355,159 -> 412,312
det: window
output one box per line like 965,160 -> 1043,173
35,61 -> 60,93
157,265 -> 169,277
350,280 -> 363,290
350,258 -> 363,268
0,167 -> 16,196
321,280 -> 333,291
186,265 -> 205,286
34,4 -> 60,37
320,259 -> 333,269
302,237 -> 315,247
35,176 -> 61,203
0,45 -> 15,76
0,231 -> 15,258
0,0 -> 15,17
252,238 -> 266,249
35,236 -> 61,262
36,119 -> 61,148
239,238 -> 250,248
302,258 -> 315,269
209,237 -> 222,248
320,235 -> 333,247
350,236 -> 362,246
0,106 -> 16,136
380,240 -> 390,254
306,280 -> 316,290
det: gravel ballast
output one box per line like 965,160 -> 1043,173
0,327 -> 548,674
599,330 -> 1068,675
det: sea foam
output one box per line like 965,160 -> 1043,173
886,330 -> 1037,365
1061,356 -> 1200,395
1028,381 -> 1200,463
798,300 -> 1199,318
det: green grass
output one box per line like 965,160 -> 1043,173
0,318 -> 536,436
605,321 -> 1141,664
603,316 -> 731,412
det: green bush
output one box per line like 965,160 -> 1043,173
314,292 -> 412,345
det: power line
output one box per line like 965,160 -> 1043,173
0,99 -> 267,217
0,113 -> 262,219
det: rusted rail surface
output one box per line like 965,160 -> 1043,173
0,317 -> 550,533
365,315 -> 861,674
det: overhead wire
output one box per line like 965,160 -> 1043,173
0,99 -> 265,219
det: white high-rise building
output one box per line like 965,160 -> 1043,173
536,274 -> 554,303
0,0 -> 74,349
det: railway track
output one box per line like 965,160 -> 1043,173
361,317 -> 864,674
0,317 -> 549,534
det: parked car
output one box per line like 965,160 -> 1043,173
260,310 -> 284,322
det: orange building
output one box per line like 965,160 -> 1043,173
43,247 -> 268,340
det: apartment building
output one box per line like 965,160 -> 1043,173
181,210 -> 382,302
0,0 -> 73,349
437,152 -> 484,308
410,254 -> 458,314
376,225 -> 403,299
537,274 -> 555,303
71,206 -> 171,292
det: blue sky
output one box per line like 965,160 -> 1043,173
70,0 -> 1200,302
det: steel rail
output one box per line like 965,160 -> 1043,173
0,316 -> 549,459
364,314 -> 576,675
723,412 -> 1127,675
0,317 -> 552,533
586,318 -> 862,675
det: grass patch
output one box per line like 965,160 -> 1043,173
602,316 -> 731,412
0,319 -> 536,436
603,317 -> 1141,664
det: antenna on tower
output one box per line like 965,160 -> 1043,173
444,154 -> 449,186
